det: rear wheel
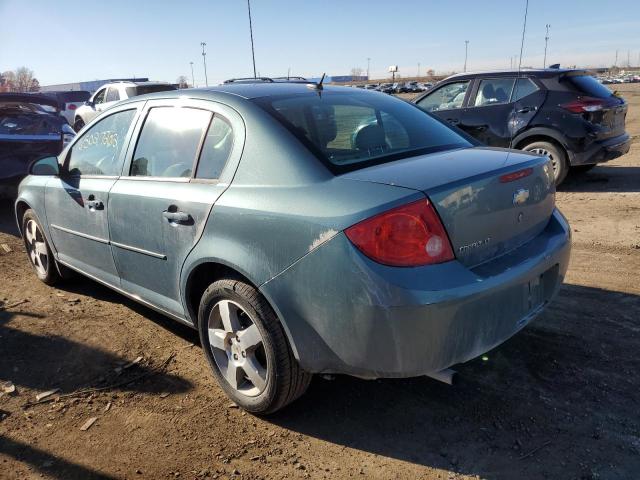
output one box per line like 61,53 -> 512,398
521,140 -> 568,186
198,279 -> 311,414
73,117 -> 85,132
22,210 -> 61,285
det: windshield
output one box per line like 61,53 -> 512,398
566,75 -> 615,99
126,84 -> 177,97
253,91 -> 471,171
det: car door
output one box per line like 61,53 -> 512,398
414,80 -> 472,128
108,98 -> 243,318
508,77 -> 547,143
45,105 -> 140,285
459,77 -> 518,147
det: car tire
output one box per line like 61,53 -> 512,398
21,209 -> 61,286
73,117 -> 85,132
521,140 -> 568,186
571,164 -> 597,174
198,278 -> 311,415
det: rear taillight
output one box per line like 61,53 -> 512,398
560,97 -> 607,113
345,198 -> 454,267
67,104 -> 77,110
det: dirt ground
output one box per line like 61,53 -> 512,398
1,84 -> 639,480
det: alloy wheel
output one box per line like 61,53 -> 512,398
25,219 -> 48,277
207,299 -> 268,397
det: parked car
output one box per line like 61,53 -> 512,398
73,81 -> 177,131
0,93 -> 74,198
379,83 -> 394,94
414,69 -> 631,184
16,83 -> 570,413
41,90 -> 91,124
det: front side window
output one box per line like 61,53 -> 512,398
195,116 -> 234,180
67,109 -> 136,176
416,81 -> 470,112
254,91 -> 471,171
130,107 -> 211,178
93,89 -> 106,105
106,87 -> 121,103
474,78 -> 516,107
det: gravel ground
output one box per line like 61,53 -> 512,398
1,84 -> 639,480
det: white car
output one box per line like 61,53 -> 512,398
73,81 -> 176,131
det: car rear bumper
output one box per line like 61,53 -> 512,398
261,209 -> 571,378
569,133 -> 631,166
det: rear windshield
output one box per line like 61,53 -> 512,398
566,75 -> 614,98
253,91 -> 471,171
0,104 -> 61,138
57,91 -> 90,102
125,85 -> 177,97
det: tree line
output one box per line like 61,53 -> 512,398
0,67 -> 40,93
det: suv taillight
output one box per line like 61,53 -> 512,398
345,198 -> 454,267
560,97 -> 607,113
67,104 -> 77,110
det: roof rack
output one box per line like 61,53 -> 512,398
222,76 -> 309,84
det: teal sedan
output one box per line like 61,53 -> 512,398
16,81 -> 570,414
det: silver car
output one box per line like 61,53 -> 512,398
73,81 -> 176,132
16,83 -> 570,414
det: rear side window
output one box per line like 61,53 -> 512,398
474,78 -> 515,106
254,92 -> 471,171
195,116 -> 234,180
512,78 -> 539,101
93,89 -> 106,104
131,107 -> 211,178
106,87 -> 120,102
417,81 -> 469,112
566,75 -> 614,99
67,109 -> 136,176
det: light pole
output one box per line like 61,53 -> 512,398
615,49 -> 618,68
247,0 -> 257,78
367,57 -> 371,80
417,62 -> 420,78
463,40 -> 469,72
543,24 -> 551,68
201,42 -> 208,86
189,62 -> 195,87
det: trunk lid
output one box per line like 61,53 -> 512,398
343,147 -> 556,267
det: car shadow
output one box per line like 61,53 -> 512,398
0,199 -> 19,237
265,284 -> 640,479
560,164 -> 640,193
0,434 -> 118,480
0,305 -> 193,396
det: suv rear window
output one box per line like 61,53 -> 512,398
566,75 -> 614,99
125,85 -> 177,97
253,92 -> 471,172
57,91 -> 90,102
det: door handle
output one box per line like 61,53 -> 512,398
516,106 -> 537,114
163,207 -> 192,225
446,118 -> 460,125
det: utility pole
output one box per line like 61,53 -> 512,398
464,40 -> 469,72
543,24 -> 551,68
367,57 -> 371,80
287,67 -> 290,79
614,49 -> 618,68
201,42 -> 208,87
417,62 -> 420,78
627,50 -> 631,67
189,62 -> 195,87
247,0 -> 257,78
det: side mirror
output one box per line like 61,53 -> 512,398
85,100 -> 94,107
30,156 -> 60,176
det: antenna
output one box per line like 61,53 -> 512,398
509,0 -> 530,149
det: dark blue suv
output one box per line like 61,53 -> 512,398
414,69 -> 631,184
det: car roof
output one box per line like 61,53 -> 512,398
444,68 -> 587,81
162,82 -> 350,100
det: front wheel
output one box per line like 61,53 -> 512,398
521,140 -> 568,186
73,117 -> 85,132
22,209 -> 61,285
198,279 -> 311,414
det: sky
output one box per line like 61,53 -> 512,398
1,0 -> 639,87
